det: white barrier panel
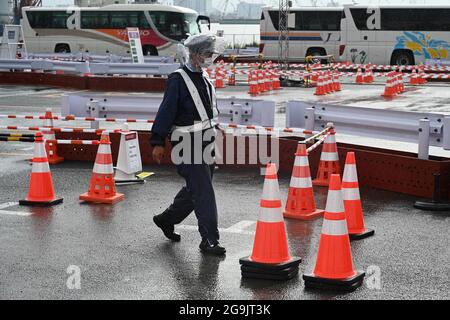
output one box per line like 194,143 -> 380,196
286,100 -> 447,151
61,94 -> 275,128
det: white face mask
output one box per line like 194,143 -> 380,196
200,57 -> 214,68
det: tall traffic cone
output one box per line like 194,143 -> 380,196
248,70 -> 260,96
409,69 -> 419,85
258,70 -> 266,93
284,143 -> 324,220
325,72 -> 333,93
239,163 -> 301,280
215,68 -> 225,88
303,174 -> 365,291
381,74 -> 396,97
80,132 -> 124,204
342,152 -> 374,240
42,108 -> 64,165
19,132 -> 63,206
272,70 -> 281,90
313,127 -> 340,187
314,76 -> 326,96
333,72 -> 342,92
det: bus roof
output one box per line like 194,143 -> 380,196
263,6 -> 343,11
343,4 -> 450,9
22,4 -> 198,14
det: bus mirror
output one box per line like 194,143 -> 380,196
197,15 -> 211,30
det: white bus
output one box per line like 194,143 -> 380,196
21,3 -> 210,56
259,6 -> 343,61
340,4 -> 450,65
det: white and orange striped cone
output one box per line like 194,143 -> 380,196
284,143 -> 324,220
313,127 -> 340,187
272,71 -> 281,90
303,174 -> 365,291
264,70 -> 272,92
19,132 -> 63,206
239,163 -> 301,281
215,68 -> 225,88
355,68 -> 364,84
80,132 -> 124,204
382,74 -> 396,97
314,75 -> 326,96
248,70 -> 260,96
342,152 -> 374,240
325,72 -> 333,93
258,70 -> 266,93
410,69 -> 419,85
333,72 -> 342,92
42,108 -> 64,165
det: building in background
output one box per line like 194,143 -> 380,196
235,1 -> 264,19
173,0 -> 211,15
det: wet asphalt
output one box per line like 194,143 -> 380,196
0,84 -> 449,300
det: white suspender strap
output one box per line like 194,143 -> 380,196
175,69 -> 209,122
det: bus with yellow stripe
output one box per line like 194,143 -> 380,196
21,3 -> 210,56
259,6 -> 343,61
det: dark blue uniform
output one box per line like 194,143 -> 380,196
150,66 -> 220,245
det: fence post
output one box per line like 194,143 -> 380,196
418,118 -> 430,160
305,107 -> 315,132
443,116 -> 450,150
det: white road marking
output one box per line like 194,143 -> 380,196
20,146 -> 34,151
0,202 -> 32,216
176,220 -> 256,235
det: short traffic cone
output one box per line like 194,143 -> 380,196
313,128 -> 340,187
409,69 -> 419,85
258,70 -> 266,93
303,174 -> 365,291
272,70 -> 281,90
19,132 -> 63,206
248,70 -> 260,96
342,152 -> 374,240
325,72 -> 333,93
239,163 -> 301,281
215,68 -> 225,88
333,72 -> 342,92
284,143 -> 324,220
355,68 -> 364,84
42,108 -> 64,165
80,133 -> 124,204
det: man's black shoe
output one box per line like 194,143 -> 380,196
199,240 -> 226,256
153,214 -> 181,242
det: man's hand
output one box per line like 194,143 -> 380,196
152,145 -> 165,164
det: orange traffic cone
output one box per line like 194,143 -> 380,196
410,69 -> 419,85
325,72 -> 333,93
284,143 -> 324,220
248,70 -> 260,96
382,74 -> 396,97
272,70 -> 281,90
42,108 -> 64,165
258,70 -> 266,93
227,68 -> 236,86
303,174 -> 365,291
342,152 -> 374,240
333,72 -> 342,92
314,76 -> 326,96
215,68 -> 225,88
313,128 -> 340,187
79,133 -> 124,204
239,163 -> 301,280
19,132 -> 63,206
355,68 -> 364,84
398,72 -> 405,93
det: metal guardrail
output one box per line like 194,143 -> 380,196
61,93 -> 275,129
25,52 -> 175,64
0,58 -> 180,76
286,100 -> 450,159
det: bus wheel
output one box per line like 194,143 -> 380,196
143,45 -> 158,56
391,50 -> 415,66
55,44 -> 71,54
306,48 -> 326,64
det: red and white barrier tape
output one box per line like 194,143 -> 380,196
0,125 -> 122,134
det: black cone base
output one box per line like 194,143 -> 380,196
303,271 -> 365,292
19,198 -> 63,207
414,200 -> 450,211
349,228 -> 375,241
239,256 -> 301,281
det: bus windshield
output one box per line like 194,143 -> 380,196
149,12 -> 200,42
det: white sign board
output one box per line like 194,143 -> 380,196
127,27 -> 144,64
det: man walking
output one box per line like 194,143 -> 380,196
150,34 -> 226,256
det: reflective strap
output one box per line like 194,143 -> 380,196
33,144 -> 47,158
294,155 -> 309,167
290,176 -> 312,188
32,161 -> 50,173
343,164 -> 358,183
343,188 -> 360,201
259,207 -> 283,223
173,120 -> 216,133
93,163 -> 114,174
325,189 -> 345,214
203,71 -> 219,118
97,144 -> 111,155
175,69 -> 209,122
320,151 -> 339,161
261,179 -> 281,201
322,219 -> 348,236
